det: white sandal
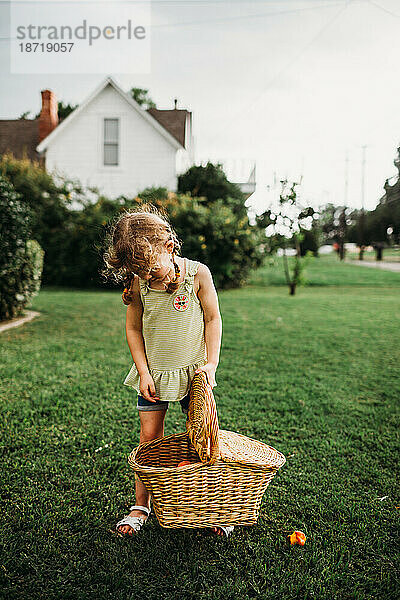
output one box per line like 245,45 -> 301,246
211,525 -> 234,538
115,505 -> 151,536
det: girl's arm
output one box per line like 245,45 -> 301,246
126,276 -> 160,402
195,263 -> 222,388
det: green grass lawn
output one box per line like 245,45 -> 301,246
1,257 -> 399,599
249,253 -> 400,287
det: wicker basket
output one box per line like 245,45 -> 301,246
127,371 -> 286,528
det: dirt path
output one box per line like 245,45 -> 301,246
0,310 -> 41,333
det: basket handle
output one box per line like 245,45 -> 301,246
186,371 -> 220,466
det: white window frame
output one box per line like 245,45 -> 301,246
103,117 -> 120,167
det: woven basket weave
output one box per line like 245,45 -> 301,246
127,371 -> 286,528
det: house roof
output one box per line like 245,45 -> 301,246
36,76 -> 184,153
147,108 -> 189,147
0,119 -> 41,161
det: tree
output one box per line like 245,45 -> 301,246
337,208 -> 348,260
299,224 -> 321,257
129,88 -> 156,109
357,208 -> 367,260
56,101 -> 78,120
266,179 -> 315,296
347,206 -> 389,258
255,209 -> 286,254
318,203 -> 337,242
347,147 -> 400,259
178,162 -> 247,218
32,100 -> 78,120
317,203 -> 353,260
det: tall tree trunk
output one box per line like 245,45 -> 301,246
282,247 -> 291,286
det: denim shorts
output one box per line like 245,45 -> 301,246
136,392 -> 190,415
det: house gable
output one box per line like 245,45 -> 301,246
38,79 -> 180,197
36,76 -> 182,154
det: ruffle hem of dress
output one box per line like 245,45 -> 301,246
123,359 -> 208,402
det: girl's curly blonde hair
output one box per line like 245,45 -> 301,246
101,202 -> 182,304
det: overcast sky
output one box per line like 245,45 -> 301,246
1,0 -> 400,215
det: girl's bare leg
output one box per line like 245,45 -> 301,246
117,409 -> 166,536
117,408 -> 227,537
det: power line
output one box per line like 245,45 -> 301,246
152,3 -> 345,29
368,0 -> 400,18
0,1 -> 347,40
207,1 -> 350,144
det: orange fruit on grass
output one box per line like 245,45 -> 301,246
177,460 -> 192,467
289,531 -> 306,545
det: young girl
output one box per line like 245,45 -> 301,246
103,203 -> 234,538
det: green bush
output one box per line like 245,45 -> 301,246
0,156 -> 266,291
177,161 -> 248,218
0,153 -> 87,286
178,161 -> 242,202
299,227 -> 321,257
63,195 -> 127,288
0,175 -> 44,321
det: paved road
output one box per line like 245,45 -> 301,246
348,260 -> 400,273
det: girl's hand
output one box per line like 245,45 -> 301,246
139,373 -> 160,403
195,363 -> 217,388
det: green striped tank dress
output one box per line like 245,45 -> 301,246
123,257 -> 208,401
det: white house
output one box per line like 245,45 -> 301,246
0,75 -> 257,201
35,76 -> 194,198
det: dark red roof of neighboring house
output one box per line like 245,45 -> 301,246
147,108 -> 190,147
0,118 -> 42,162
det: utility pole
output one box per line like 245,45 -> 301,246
344,151 -> 349,206
361,145 -> 367,211
358,145 -> 367,260
338,151 -> 349,261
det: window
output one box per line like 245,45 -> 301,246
103,118 -> 119,166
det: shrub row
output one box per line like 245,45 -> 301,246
0,175 -> 44,321
1,155 -> 267,292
